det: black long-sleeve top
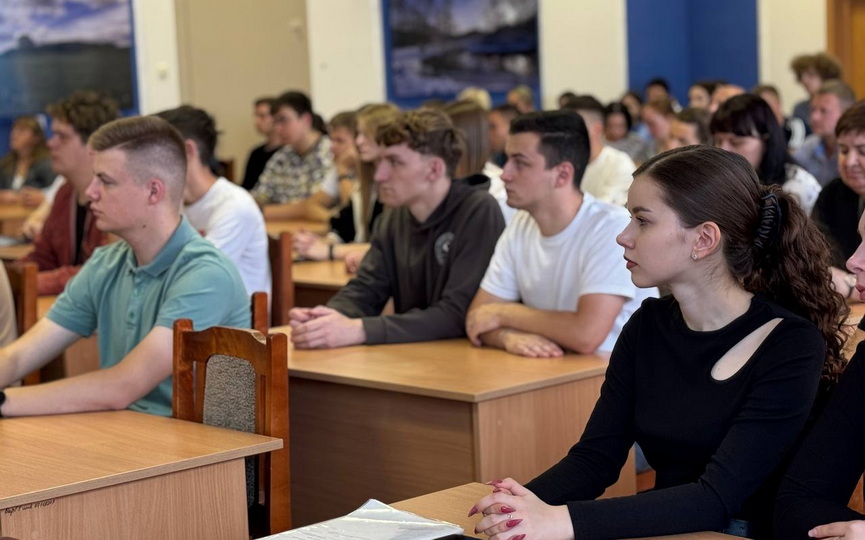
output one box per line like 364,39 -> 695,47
525,295 -> 826,540
327,180 -> 504,344
773,319 -> 865,539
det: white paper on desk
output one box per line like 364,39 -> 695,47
267,499 -> 464,539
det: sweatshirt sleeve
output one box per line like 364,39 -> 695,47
360,195 -> 505,344
774,345 -> 865,539
531,318 -> 825,540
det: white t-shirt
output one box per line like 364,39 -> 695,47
783,163 -> 821,216
480,193 -> 657,352
184,177 -> 271,298
580,146 -> 636,207
484,161 -> 517,225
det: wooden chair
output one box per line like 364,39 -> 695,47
268,232 -> 294,326
3,261 -> 39,385
251,291 -> 269,335
173,320 -> 290,537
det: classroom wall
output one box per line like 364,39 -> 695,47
132,0 -> 182,115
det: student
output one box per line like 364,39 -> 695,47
712,94 -> 821,215
327,110 -> 360,207
16,91 -> 116,295
709,84 -> 746,113
644,77 -> 675,106
156,105 -> 270,298
251,90 -> 338,217
773,213 -> 865,538
794,80 -> 857,186
457,86 -> 492,110
465,110 -> 655,357
668,107 -> 712,149
468,145 -> 846,540
811,100 -> 865,300
561,96 -> 635,206
241,96 -> 281,191
507,85 -> 535,114
444,99 -> 516,224
641,97 -> 675,157
288,109 -> 505,348
0,116 -> 249,417
293,103 -> 398,264
754,84 -> 807,149
0,116 -> 54,205
488,104 -> 519,168
688,80 -> 718,109
790,52 -> 843,134
603,102 -> 649,164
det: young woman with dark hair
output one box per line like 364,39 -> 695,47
711,93 -> 822,215
0,116 -> 54,205
468,145 -> 847,540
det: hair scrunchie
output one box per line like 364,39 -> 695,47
754,192 -> 783,251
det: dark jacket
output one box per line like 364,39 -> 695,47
327,179 -> 505,344
0,157 -> 54,190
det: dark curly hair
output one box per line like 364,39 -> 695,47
376,109 -> 464,178
636,145 -> 848,389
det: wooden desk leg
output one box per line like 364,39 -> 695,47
0,460 -> 247,540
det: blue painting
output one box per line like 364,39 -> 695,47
383,0 -> 539,109
0,0 -> 136,154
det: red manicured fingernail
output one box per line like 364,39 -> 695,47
467,506 -> 478,517
506,519 -> 522,528
492,488 -> 501,493
485,479 -> 503,485
510,535 -> 526,540
500,505 -> 516,513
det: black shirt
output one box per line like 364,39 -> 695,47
242,143 -> 280,191
525,295 -> 825,540
811,178 -> 863,268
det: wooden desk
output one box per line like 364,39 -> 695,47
393,483 -> 745,539
0,242 -> 33,261
274,332 -> 634,526
292,259 -> 351,306
0,204 -> 32,236
0,410 -> 281,539
266,219 -> 329,236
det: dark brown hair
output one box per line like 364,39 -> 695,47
0,116 -> 49,175
443,99 -> 488,178
46,90 -> 119,143
376,109 -> 464,178
835,99 -> 865,138
636,145 -> 847,387
790,53 -> 842,81
675,107 -> 712,145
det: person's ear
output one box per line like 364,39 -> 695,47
691,221 -> 722,259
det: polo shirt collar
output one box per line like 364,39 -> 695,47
126,217 -> 195,277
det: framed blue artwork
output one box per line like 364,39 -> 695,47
0,0 -> 138,155
383,0 -> 540,109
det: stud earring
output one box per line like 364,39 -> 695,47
691,252 -> 698,260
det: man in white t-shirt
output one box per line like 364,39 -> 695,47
562,95 -> 635,206
466,110 -> 656,357
156,106 -> 270,298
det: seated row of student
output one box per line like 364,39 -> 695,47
811,100 -> 865,304
790,52 -> 843,136
775,215 -> 865,538
16,91 -> 117,295
443,99 -> 515,225
667,107 -> 712,149
288,109 -> 505,348
241,96 -> 281,192
0,116 -> 249,417
603,102 -> 650,164
251,90 -> 339,219
488,103 -> 519,168
155,105 -> 270,298
466,111 -> 656,358
294,103 -> 397,265
754,84 -> 807,149
0,116 -> 54,206
712,94 -> 822,215
794,80 -> 857,186
469,145 -> 847,540
560,95 -> 635,206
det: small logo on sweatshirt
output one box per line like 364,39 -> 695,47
434,232 -> 454,265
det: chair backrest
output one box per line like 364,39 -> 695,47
172,320 -> 290,536
251,291 -> 269,335
268,232 -> 294,326
4,261 -> 39,385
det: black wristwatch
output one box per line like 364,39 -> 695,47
0,389 -> 6,418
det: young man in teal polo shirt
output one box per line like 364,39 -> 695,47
0,116 -> 250,417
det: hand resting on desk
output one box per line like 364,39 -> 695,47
468,478 -> 573,540
289,305 -> 366,349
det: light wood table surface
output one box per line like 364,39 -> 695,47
0,242 -> 33,261
272,330 -> 634,526
0,410 -> 281,539
0,204 -> 33,236
266,219 -> 329,237
292,259 -> 352,306
393,482 -> 745,540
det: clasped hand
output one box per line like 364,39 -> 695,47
468,478 -> 574,540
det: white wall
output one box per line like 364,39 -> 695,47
306,0 -> 386,119
758,0 -> 827,114
132,0 -> 181,114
